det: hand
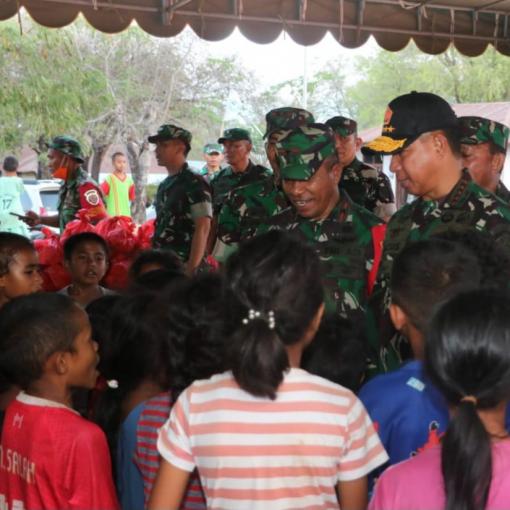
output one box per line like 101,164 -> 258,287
23,211 -> 41,227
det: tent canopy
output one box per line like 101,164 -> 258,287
2,0 -> 510,56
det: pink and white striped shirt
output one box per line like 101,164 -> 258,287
158,368 -> 388,510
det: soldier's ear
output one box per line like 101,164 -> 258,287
431,131 -> 448,157
355,136 -> 363,151
389,303 -> 408,331
491,151 -> 505,174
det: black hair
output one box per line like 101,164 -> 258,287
0,233 -> 35,277
129,248 -> 184,280
85,294 -> 123,373
63,232 -> 109,261
0,293 -> 81,389
224,230 -> 323,399
93,292 -> 176,454
158,273 -> 226,396
2,156 -> 18,172
391,239 -> 482,333
425,288 -> 510,510
301,314 -> 366,392
433,229 -> 510,290
128,268 -> 187,294
111,152 -> 125,162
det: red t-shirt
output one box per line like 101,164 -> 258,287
0,392 -> 119,510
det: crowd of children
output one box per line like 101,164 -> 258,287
0,227 -> 510,510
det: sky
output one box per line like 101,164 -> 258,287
183,25 -> 377,88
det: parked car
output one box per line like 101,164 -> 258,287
21,179 -> 61,217
20,179 -> 61,238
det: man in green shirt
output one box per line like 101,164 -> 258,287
364,91 -> 510,370
199,143 -> 224,182
459,116 -> 510,202
25,136 -> 106,231
149,124 -> 212,276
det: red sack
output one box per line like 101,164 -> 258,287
137,219 -> 155,251
60,209 -> 97,245
34,228 -> 63,266
96,216 -> 138,258
103,255 -> 132,291
45,263 -> 71,292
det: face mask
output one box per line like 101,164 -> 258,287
52,154 -> 70,180
52,166 -> 69,180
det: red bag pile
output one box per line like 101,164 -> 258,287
96,216 -> 139,291
34,227 -> 70,291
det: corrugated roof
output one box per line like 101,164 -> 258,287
2,1 -> 510,56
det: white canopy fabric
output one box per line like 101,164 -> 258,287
1,0 -> 510,56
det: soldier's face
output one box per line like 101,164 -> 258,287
282,162 -> 341,221
334,133 -> 359,167
204,152 -> 223,169
461,143 -> 504,192
155,139 -> 185,167
223,140 -> 251,168
48,148 -> 66,173
389,133 -> 444,200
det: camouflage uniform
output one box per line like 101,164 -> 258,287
364,92 -> 510,372
211,129 -> 272,214
48,136 -> 106,231
326,116 -> 396,220
213,108 -> 314,263
200,143 -> 223,182
58,168 -> 106,231
149,125 -> 212,261
459,115 -> 510,203
258,124 -> 385,329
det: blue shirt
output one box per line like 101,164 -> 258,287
359,360 -> 449,469
116,402 -> 145,510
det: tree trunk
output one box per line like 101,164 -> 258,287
90,143 -> 109,181
126,140 -> 148,224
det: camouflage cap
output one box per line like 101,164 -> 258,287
148,124 -> 192,149
325,116 -> 357,137
263,107 -> 315,139
203,143 -> 223,155
459,116 -> 510,153
218,128 -> 252,144
277,124 -> 336,181
48,135 -> 85,163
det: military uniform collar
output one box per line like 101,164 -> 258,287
65,167 -> 86,187
496,180 -> 510,202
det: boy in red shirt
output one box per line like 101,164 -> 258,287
0,293 -> 119,510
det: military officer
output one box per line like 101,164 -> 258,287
212,107 -> 313,262
210,128 -> 271,214
259,124 -> 386,337
149,124 -> 212,276
25,135 -> 106,231
364,92 -> 510,369
459,116 -> 510,202
326,115 -> 396,221
200,143 -> 224,182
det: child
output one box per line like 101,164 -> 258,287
0,156 -> 29,237
301,315 -> 367,392
370,288 -> 510,509
92,290 -> 184,510
0,232 -> 42,309
0,233 -> 44,413
149,230 -> 388,510
133,274 -> 226,510
0,293 -> 119,510
359,239 -> 482,470
61,232 -> 113,307
129,248 -> 184,281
